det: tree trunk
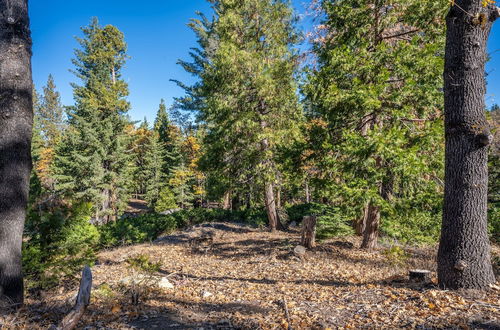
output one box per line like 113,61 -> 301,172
360,203 -> 380,251
259,119 -> 282,231
437,1 -> 497,289
264,181 -> 280,232
222,190 -> 232,210
276,186 -> 281,210
355,204 -> 369,236
0,0 -> 33,307
301,216 -> 317,249
305,180 -> 310,203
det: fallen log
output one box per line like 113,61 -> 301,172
59,266 -> 92,330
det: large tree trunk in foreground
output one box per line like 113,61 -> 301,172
438,0 -> 497,289
0,0 -> 33,306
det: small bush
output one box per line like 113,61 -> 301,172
382,246 -> 409,267
381,210 -> 441,245
99,207 -> 270,247
286,203 -> 354,240
23,202 -> 100,289
154,186 -> 178,213
99,213 -> 177,247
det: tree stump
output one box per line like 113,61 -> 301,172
58,266 -> 92,330
409,269 -> 432,284
301,216 -> 317,249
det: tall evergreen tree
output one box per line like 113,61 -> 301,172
53,18 -> 132,224
176,0 -> 302,230
34,76 -> 65,191
144,131 -> 166,208
437,0 -> 497,289
38,75 -> 64,144
154,99 -> 182,177
304,0 -> 448,249
0,0 -> 33,306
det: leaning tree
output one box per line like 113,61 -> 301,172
438,0 -> 498,289
0,0 -> 33,306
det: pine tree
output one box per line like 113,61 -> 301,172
130,119 -> 152,197
304,0 -> 448,249
38,75 -> 64,144
153,99 -> 182,177
0,0 -> 33,306
144,131 -> 166,208
53,18 -> 132,224
34,76 -> 65,191
437,0 -> 497,289
176,0 -> 302,229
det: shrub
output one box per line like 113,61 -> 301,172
23,202 -> 100,289
154,186 -> 178,213
99,213 -> 177,247
381,210 -> 441,245
99,207 -> 270,247
286,203 -> 354,240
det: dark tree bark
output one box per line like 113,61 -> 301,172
360,203 -> 380,251
0,0 -> 33,306
438,0 -> 498,289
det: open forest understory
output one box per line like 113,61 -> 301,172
2,221 -> 500,329
1,0 -> 500,328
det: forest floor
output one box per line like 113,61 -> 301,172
2,222 -> 500,329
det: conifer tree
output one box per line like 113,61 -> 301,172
177,0 -> 302,230
437,0 -> 497,289
0,0 -> 33,306
38,75 -> 64,144
34,76 -> 65,191
144,131 -> 166,208
154,99 -> 182,177
53,18 -> 132,224
304,0 -> 448,249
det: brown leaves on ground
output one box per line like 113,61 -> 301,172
3,223 -> 499,329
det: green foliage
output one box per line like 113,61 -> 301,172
126,254 -> 161,273
286,203 -> 354,240
382,210 -> 441,244
53,18 -> 132,224
154,99 -> 182,177
23,202 -> 100,289
99,213 -> 178,247
99,207 -> 269,247
382,246 -> 409,267
154,186 -> 178,212
176,0 -> 303,219
300,0 -> 448,244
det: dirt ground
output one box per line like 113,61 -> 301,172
2,222 -> 499,329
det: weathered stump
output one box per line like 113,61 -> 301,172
58,266 -> 92,330
409,269 -> 432,284
301,216 -> 317,249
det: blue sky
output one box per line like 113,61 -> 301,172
30,1 -> 500,123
